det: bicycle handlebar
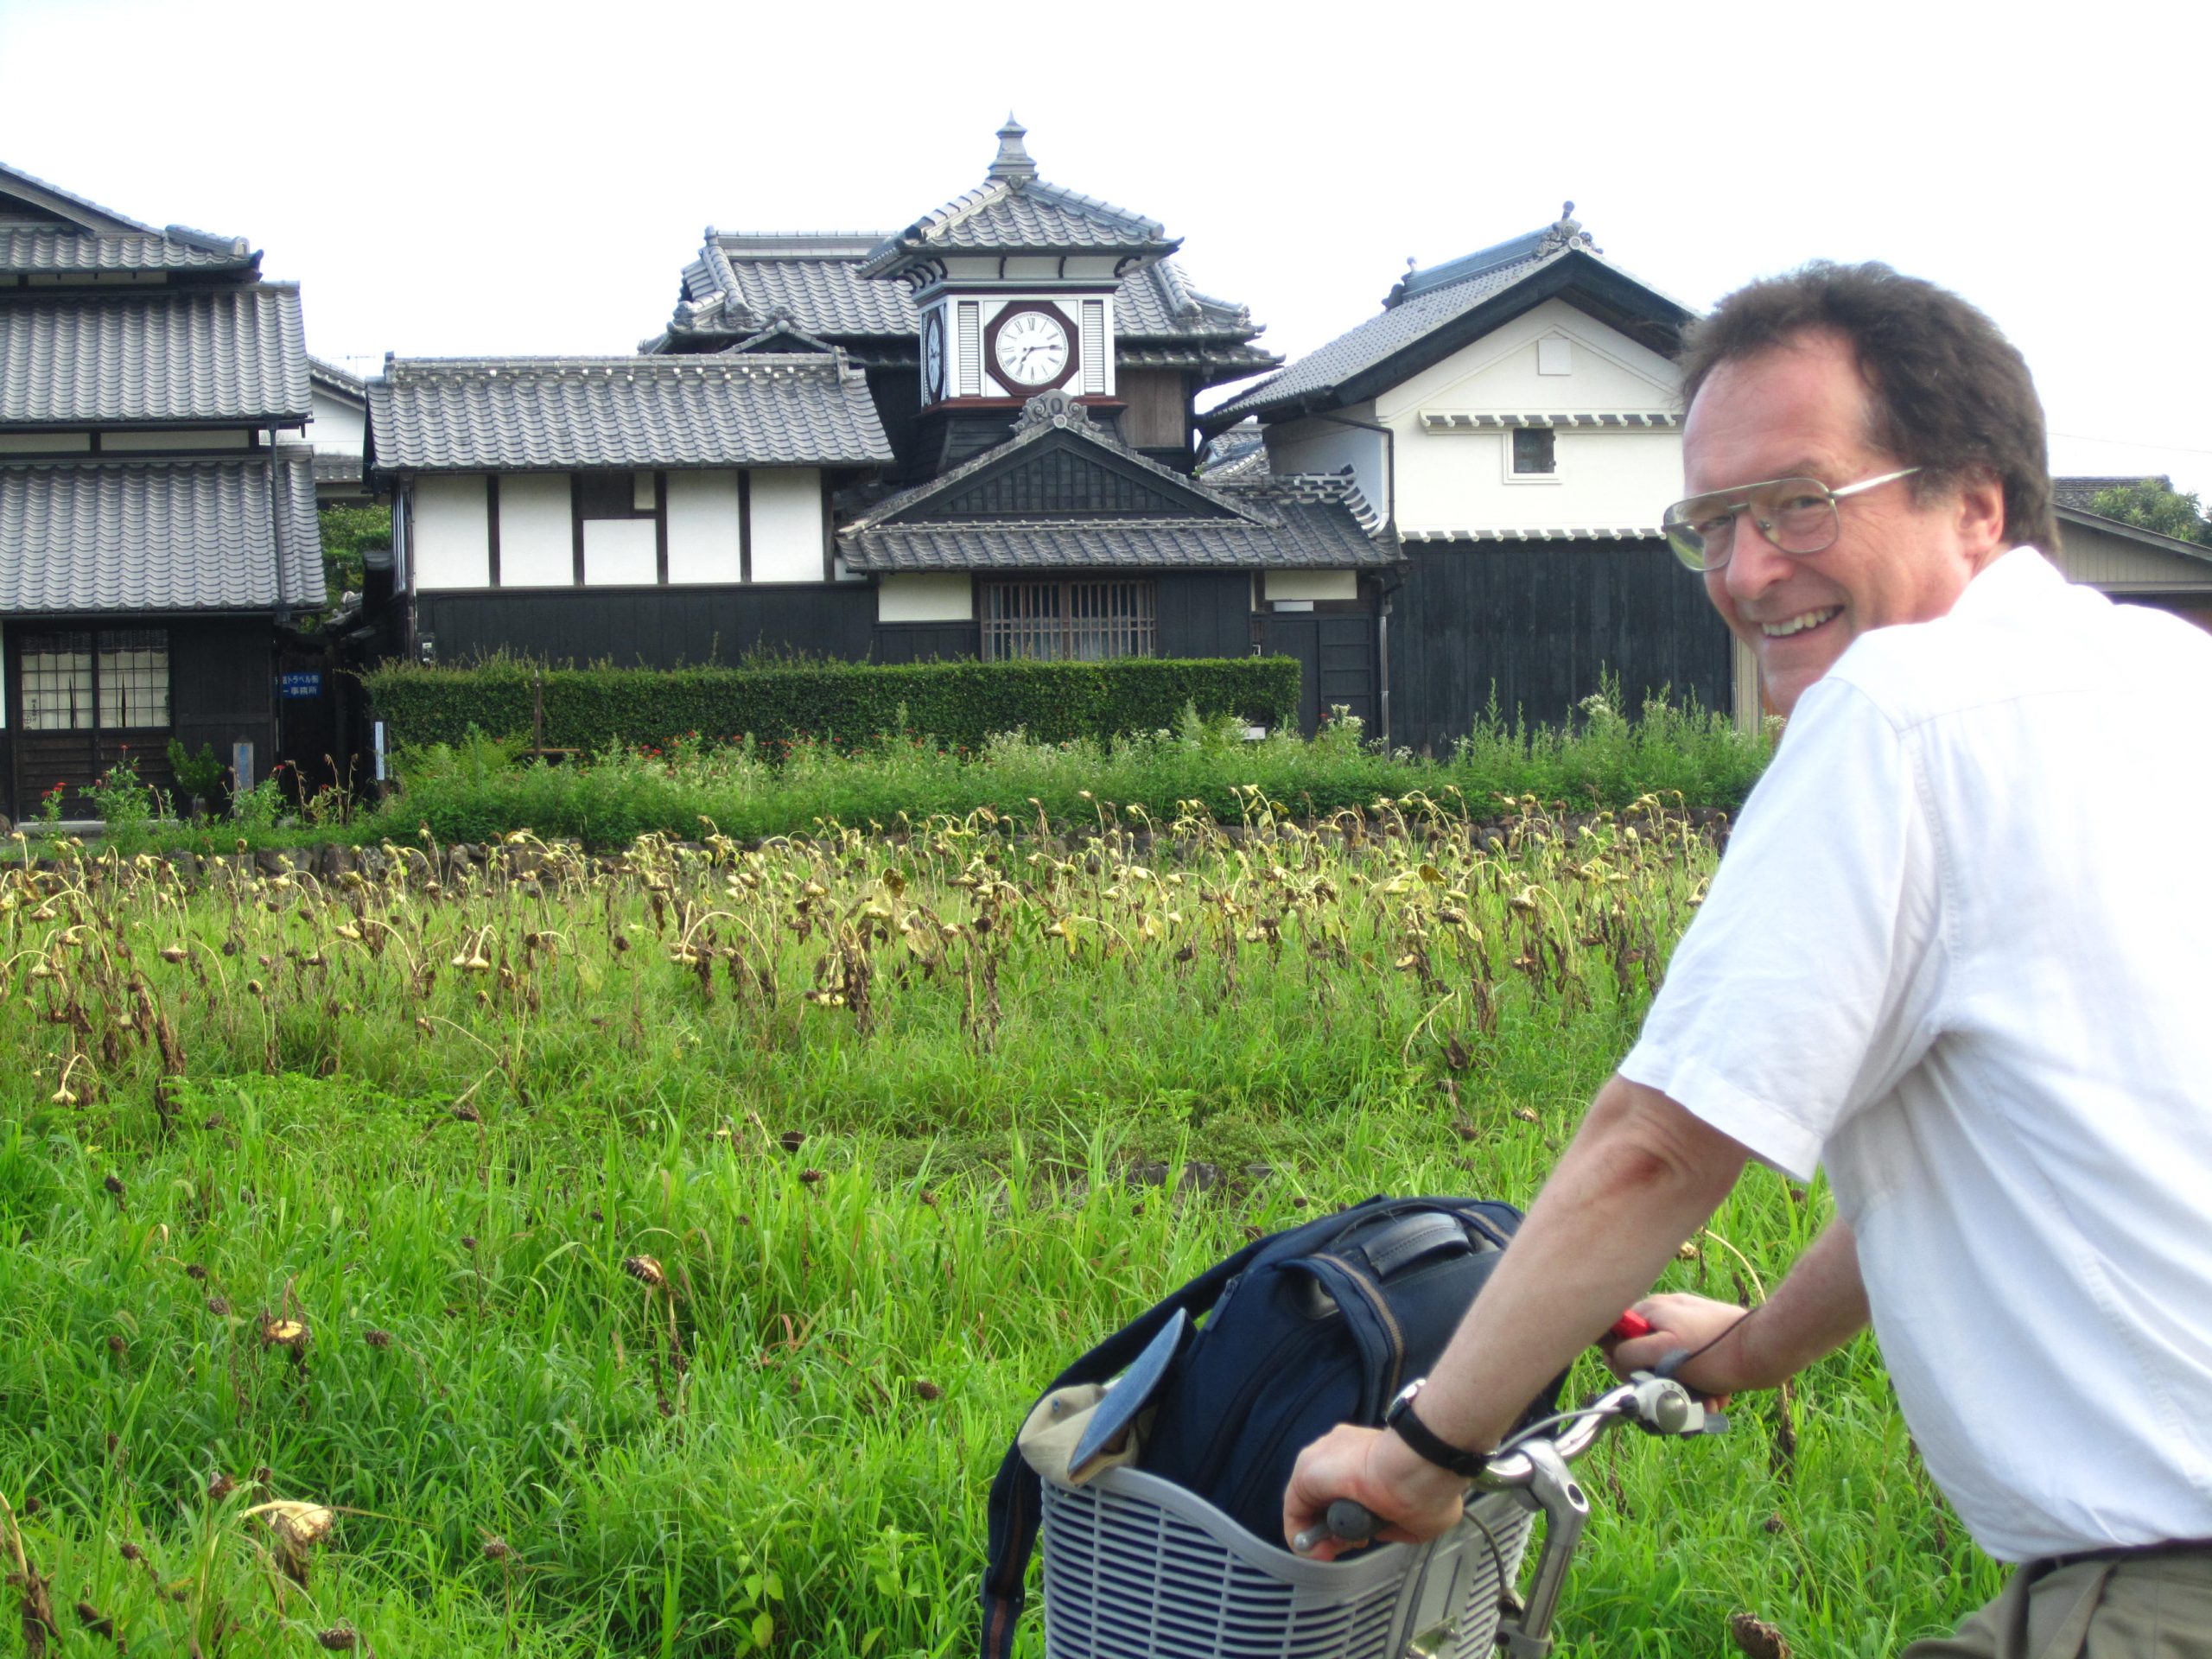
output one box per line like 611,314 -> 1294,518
1290,1368 -> 1721,1555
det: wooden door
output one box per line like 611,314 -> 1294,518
1258,613 -> 1377,737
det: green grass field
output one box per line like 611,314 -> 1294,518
0,797 -> 1997,1656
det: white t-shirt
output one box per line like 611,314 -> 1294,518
1621,547 -> 2212,1561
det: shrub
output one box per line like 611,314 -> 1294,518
364,655 -> 1301,755
88,755 -> 158,853
166,739 -> 226,802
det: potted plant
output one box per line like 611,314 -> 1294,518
166,739 -> 226,820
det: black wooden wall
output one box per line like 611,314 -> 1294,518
1156,573 -> 1251,658
173,619 -> 279,776
1390,539 -> 1732,755
415,587 -> 877,668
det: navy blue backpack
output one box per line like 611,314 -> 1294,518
980,1193 -> 1557,1657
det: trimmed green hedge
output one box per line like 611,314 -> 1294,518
365,655 -> 1302,753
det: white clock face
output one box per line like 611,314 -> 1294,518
994,308 -> 1071,388
923,312 -> 946,400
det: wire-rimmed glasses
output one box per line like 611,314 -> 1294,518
1662,467 -> 1923,572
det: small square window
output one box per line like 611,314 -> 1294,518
1512,427 -> 1556,476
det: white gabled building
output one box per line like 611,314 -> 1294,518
1207,208 -> 1741,750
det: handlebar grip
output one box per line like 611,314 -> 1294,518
1290,1498 -> 1382,1555
1326,1498 -> 1381,1543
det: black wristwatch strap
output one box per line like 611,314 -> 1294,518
1382,1377 -> 1490,1478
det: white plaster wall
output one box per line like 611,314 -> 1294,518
1396,428 -> 1685,535
308,389 -> 365,455
0,432 -> 90,452
665,471 -> 742,584
1376,298 -> 1685,537
1264,571 -> 1358,603
102,429 -> 253,451
878,573 -> 973,622
584,519 -> 657,586
1260,405 -> 1388,514
411,474 -> 490,589
749,469 -> 823,582
498,473 -> 573,588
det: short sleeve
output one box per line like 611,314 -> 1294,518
1619,678 -> 1947,1181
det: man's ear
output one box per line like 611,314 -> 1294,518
1955,466 -> 2010,563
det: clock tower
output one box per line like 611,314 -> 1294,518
861,118 -> 1180,470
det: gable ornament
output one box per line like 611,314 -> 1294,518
1537,202 -> 1600,257
1016,389 -> 1089,431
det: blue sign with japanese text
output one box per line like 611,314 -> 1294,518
280,671 -> 324,699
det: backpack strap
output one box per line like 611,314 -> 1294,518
1295,1251 -> 1407,1424
978,1227 -> 1283,1659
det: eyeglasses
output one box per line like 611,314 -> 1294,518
1662,467 -> 1923,572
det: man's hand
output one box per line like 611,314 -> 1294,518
1282,1424 -> 1468,1560
1606,1293 -> 1753,1402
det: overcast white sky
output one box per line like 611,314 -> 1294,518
4,0 -> 2209,498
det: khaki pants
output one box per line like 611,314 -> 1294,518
1904,1549 -> 2212,1658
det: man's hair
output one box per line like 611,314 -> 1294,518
1675,261 -> 2057,553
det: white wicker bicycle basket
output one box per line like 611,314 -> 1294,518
1038,1464 -> 1533,1659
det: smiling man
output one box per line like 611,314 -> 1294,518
1284,264 -> 2212,1656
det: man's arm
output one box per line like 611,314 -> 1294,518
1611,1216 -> 1870,1393
1284,1081 -> 1878,1557
1283,1072 -> 1746,1556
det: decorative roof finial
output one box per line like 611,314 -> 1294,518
1015,389 -> 1087,431
988,115 -> 1038,185
1538,200 -> 1599,257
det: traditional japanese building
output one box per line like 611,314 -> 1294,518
0,162 -> 323,819
372,120 -> 1399,731
1205,206 -> 1731,750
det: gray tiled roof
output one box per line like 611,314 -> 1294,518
841,392 -> 1387,573
2052,475 -> 2174,511
1214,212 -> 1690,424
670,237 -> 916,341
0,225 -> 257,276
1198,424 -> 1270,484
842,488 -> 1390,573
1214,249 -> 1555,421
851,390 -> 1272,529
0,285 -> 310,426
0,449 -> 325,613
312,452 -> 364,484
367,353 -> 893,472
308,355 -> 366,401
862,179 -> 1170,268
0,161 -> 156,233
653,238 -> 1274,377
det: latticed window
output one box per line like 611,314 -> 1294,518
17,627 -> 169,730
98,630 -> 171,727
1512,427 -> 1556,475
980,579 -> 1156,662
20,632 -> 93,730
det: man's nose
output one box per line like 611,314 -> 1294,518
1722,513 -> 1796,597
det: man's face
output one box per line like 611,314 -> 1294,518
1681,330 -> 2001,715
